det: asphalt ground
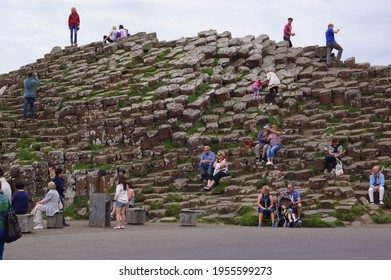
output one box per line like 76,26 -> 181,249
4,220 -> 391,260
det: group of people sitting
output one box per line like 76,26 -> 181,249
199,146 -> 229,191
103,24 -> 130,43
256,183 -> 302,227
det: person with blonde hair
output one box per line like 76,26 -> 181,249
31,182 -> 60,230
203,151 -> 229,191
257,185 -> 275,227
104,26 -> 118,43
68,7 -> 80,47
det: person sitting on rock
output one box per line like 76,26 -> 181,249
257,185 -> 275,227
103,26 -> 118,43
31,182 -> 60,230
203,151 -> 228,191
199,145 -> 216,180
284,182 -> 302,221
323,138 -> 344,175
118,24 -> 130,38
265,72 -> 280,105
252,79 -> 263,99
368,166 -> 385,205
11,182 -> 29,215
266,125 -> 282,165
255,124 -> 271,163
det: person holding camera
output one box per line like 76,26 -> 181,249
283,17 -> 295,47
325,23 -> 343,67
23,72 -> 40,121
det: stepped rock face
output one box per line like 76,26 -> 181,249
1,30 -> 391,224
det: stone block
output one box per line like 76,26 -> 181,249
126,208 -> 146,224
47,211 -> 63,228
89,193 -> 112,227
180,209 -> 197,226
16,214 -> 33,233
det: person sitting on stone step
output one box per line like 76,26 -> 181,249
323,138 -> 344,175
266,125 -> 282,165
255,124 -> 271,163
368,166 -> 385,205
199,145 -> 216,180
257,185 -> 275,227
11,182 -> 29,215
284,182 -> 302,221
31,182 -> 60,230
103,26 -> 118,43
203,151 -> 228,191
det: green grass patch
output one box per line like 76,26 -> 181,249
332,205 -> 365,222
202,68 -> 213,76
329,117 -> 341,124
19,148 -> 38,161
0,104 -> 10,111
64,196 -> 89,219
141,187 -> 154,195
323,127 -> 335,134
156,49 -> 171,62
319,104 -> 333,111
134,193 -> 145,203
164,139 -> 175,151
371,214 -> 391,224
239,212 -> 258,226
186,120 -> 206,135
203,103 -> 219,115
164,194 -> 183,203
254,177 -> 268,190
238,206 -> 255,216
346,106 -> 358,113
187,83 -> 211,103
166,204 -> 182,217
212,179 -> 232,195
301,215 -> 335,228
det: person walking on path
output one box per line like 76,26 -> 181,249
23,72 -> 40,121
325,23 -> 343,67
68,7 -> 80,47
283,17 -> 295,47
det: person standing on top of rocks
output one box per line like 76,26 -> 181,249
68,7 -> 80,47
255,124 -> 271,163
265,72 -> 280,105
265,125 -> 282,165
283,17 -> 295,47
252,79 -> 263,99
199,146 -> 216,180
23,72 -> 40,121
325,23 -> 343,67
368,166 -> 385,205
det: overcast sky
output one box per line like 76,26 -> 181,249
1,0 -> 390,74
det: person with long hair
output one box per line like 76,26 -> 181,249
0,181 -> 11,259
257,185 -> 275,227
113,175 -> 129,229
203,150 -> 229,191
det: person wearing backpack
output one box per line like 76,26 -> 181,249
323,138 -> 344,175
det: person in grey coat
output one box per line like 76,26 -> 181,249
31,182 -> 60,230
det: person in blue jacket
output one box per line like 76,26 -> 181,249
52,168 -> 69,226
23,72 -> 40,120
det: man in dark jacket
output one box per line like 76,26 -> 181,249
52,168 -> 69,226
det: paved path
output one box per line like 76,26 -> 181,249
5,221 -> 391,260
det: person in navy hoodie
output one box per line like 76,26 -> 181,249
11,182 -> 29,214
52,168 -> 69,226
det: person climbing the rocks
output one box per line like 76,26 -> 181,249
68,7 -> 80,47
283,17 -> 295,47
23,72 -> 40,121
252,79 -> 263,99
325,23 -> 343,67
265,72 -> 280,105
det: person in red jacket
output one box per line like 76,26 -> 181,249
68,7 -> 80,47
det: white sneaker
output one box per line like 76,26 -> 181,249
323,169 -> 328,175
34,225 -> 43,230
380,201 -> 384,205
266,162 -> 272,165
113,226 -> 121,229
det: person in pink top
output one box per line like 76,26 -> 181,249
283,17 -> 295,47
252,80 -> 263,99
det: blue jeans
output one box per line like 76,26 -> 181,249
0,230 -> 5,260
199,162 -> 213,176
70,25 -> 78,44
23,97 -> 35,119
267,144 -> 281,159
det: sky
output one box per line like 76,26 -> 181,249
1,0 -> 390,74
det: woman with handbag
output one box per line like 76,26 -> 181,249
31,182 -> 60,230
323,138 -> 344,175
0,181 -> 11,260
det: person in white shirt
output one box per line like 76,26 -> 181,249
113,175 -> 129,229
119,24 -> 129,38
103,26 -> 118,43
0,167 -> 11,201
